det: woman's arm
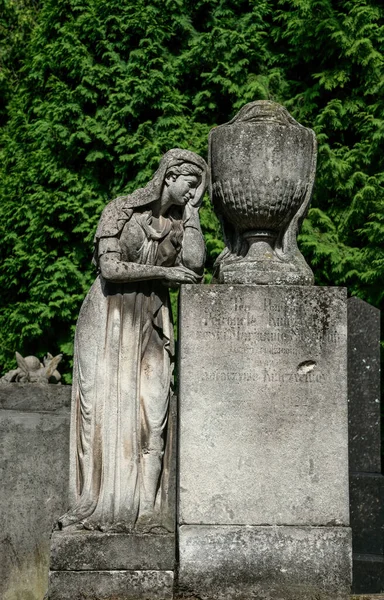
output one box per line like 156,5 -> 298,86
181,204 -> 206,274
99,252 -> 201,284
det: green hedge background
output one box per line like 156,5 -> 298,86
1,0 -> 383,382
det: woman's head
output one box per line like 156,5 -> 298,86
161,162 -> 203,210
165,162 -> 203,181
121,148 -> 208,212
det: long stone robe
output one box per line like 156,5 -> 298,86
60,207 -> 184,532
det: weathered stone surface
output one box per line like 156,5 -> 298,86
179,284 -> 349,526
347,297 -> 383,595
352,555 -> 384,595
51,529 -> 175,571
178,525 -> 352,600
209,101 -> 316,285
59,149 -> 207,536
348,297 -> 381,473
49,570 -> 173,600
0,381 -> 71,412
350,474 -> 384,555
0,384 -> 70,600
1,352 -> 63,384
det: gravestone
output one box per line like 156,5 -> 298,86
178,285 -> 351,600
348,297 -> 384,594
46,103 -> 355,599
177,102 -> 352,600
0,383 -> 70,600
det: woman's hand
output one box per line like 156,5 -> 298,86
183,201 -> 199,220
162,265 -> 201,284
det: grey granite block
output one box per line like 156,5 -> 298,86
51,529 -> 175,571
352,555 -> 384,595
350,596 -> 384,599
348,297 -> 381,473
179,285 -> 349,526
0,384 -> 70,600
177,525 -> 352,600
49,570 -> 174,600
350,473 -> 384,555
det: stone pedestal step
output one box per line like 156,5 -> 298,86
351,596 -> 384,599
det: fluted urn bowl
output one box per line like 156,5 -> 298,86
209,101 -> 316,236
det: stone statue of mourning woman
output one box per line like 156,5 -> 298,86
58,149 -> 208,535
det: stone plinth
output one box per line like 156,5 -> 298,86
50,530 -> 175,571
179,526 -> 351,600
49,531 -> 174,599
49,528 -> 175,600
0,383 -> 70,600
178,285 -> 351,600
49,570 -> 173,600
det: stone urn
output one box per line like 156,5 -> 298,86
208,101 -> 317,284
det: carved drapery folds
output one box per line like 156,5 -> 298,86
58,149 -> 208,534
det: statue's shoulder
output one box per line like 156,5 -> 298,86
100,195 -> 131,220
96,195 -> 134,239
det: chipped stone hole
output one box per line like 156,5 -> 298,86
296,360 -> 316,375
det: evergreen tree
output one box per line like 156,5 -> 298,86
273,0 -> 384,307
1,0 -> 383,380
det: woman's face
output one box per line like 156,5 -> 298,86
166,174 -> 200,206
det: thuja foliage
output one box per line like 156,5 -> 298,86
1,0 -> 383,380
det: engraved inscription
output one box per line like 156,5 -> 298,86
200,367 -> 326,385
202,369 -> 260,382
263,368 -> 326,384
196,293 -> 342,353
198,329 -> 292,343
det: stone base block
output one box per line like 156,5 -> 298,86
347,297 -> 381,474
51,530 -> 175,571
352,555 -> 384,595
178,525 -> 352,600
217,255 -> 314,286
349,474 -> 384,555
351,596 -> 384,599
48,570 -> 173,600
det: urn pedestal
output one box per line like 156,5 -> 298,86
177,284 -> 352,600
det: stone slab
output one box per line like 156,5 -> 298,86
350,474 -> 384,555
347,297 -> 381,473
179,285 -> 349,526
0,385 -> 71,600
0,382 -> 71,412
177,525 -> 352,600
49,570 -> 173,600
352,555 -> 384,595
51,529 -> 175,571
